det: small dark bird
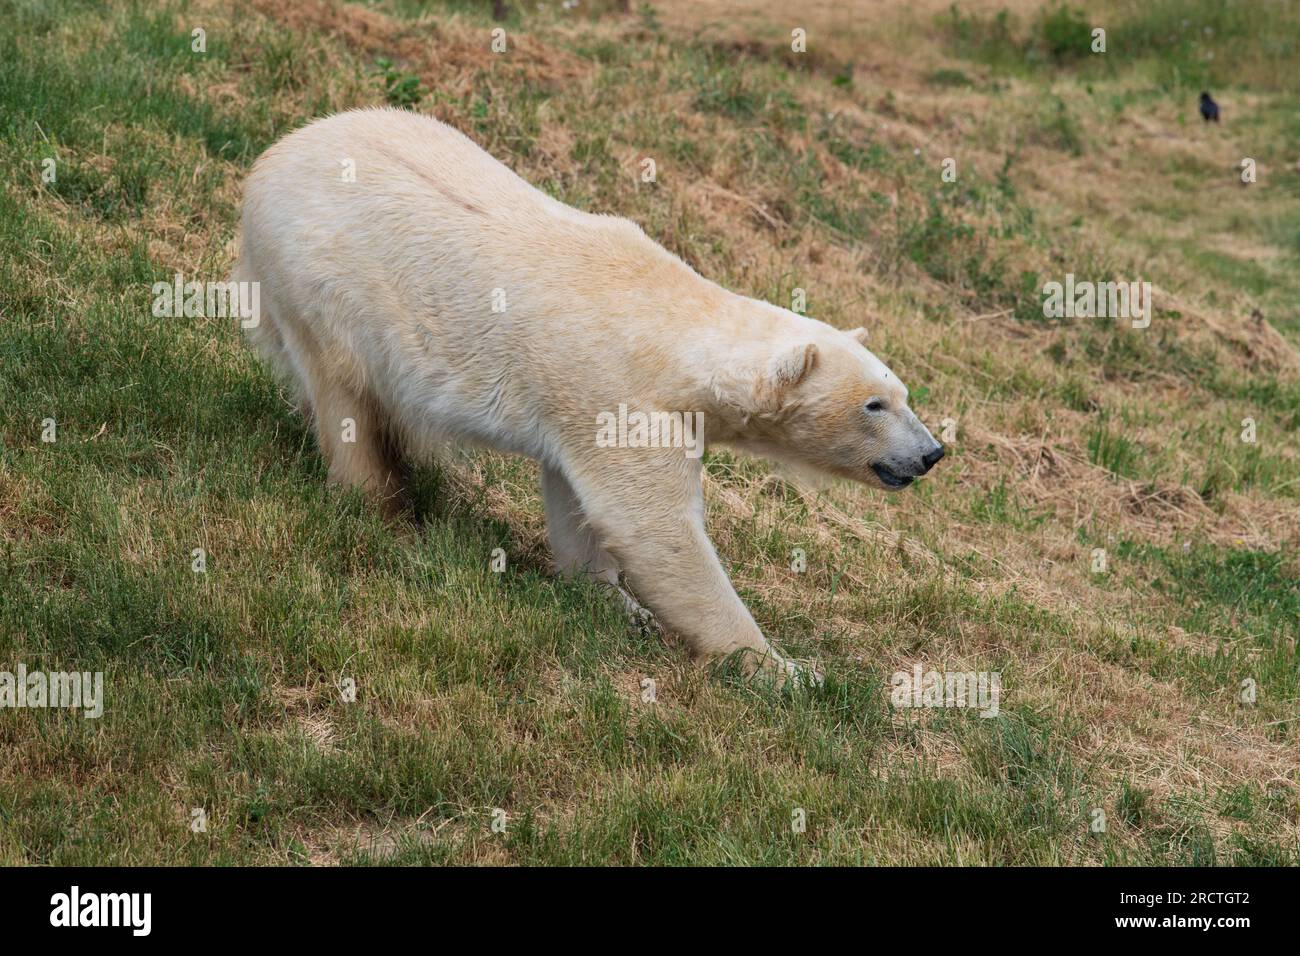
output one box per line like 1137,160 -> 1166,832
1199,91 -> 1220,123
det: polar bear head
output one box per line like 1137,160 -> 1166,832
710,321 -> 943,492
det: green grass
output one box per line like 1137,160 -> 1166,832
944,0 -> 1300,91
1086,415 -> 1143,479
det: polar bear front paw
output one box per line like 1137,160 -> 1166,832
724,646 -> 823,690
773,654 -> 825,690
615,585 -> 664,639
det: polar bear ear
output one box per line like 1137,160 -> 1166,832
713,342 -> 818,418
846,326 -> 869,345
765,341 -> 818,394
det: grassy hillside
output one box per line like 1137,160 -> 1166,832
0,0 -> 1296,864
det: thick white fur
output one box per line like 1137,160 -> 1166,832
234,108 -> 939,679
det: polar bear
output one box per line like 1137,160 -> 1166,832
233,108 -> 943,681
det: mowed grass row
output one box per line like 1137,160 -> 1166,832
0,0 -> 1295,864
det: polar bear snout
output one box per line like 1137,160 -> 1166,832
867,409 -> 944,489
921,443 -> 945,472
870,444 -> 941,488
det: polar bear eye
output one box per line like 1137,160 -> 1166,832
865,399 -> 886,413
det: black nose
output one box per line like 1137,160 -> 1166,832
921,445 -> 945,472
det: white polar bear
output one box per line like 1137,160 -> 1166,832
233,108 -> 943,681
